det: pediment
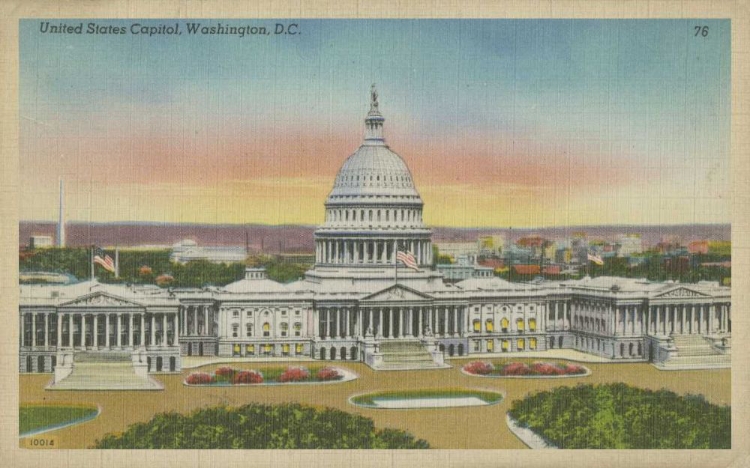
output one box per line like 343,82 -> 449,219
60,292 -> 143,308
654,287 -> 708,298
362,284 -> 432,302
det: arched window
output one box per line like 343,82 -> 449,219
263,322 -> 270,337
517,338 -> 525,350
529,318 -> 537,332
501,317 -> 509,332
473,320 -> 481,332
485,319 -> 494,332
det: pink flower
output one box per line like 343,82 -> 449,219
463,361 -> 495,375
186,372 -> 213,385
278,366 -> 310,383
214,366 -> 237,377
316,367 -> 342,381
502,362 -> 531,375
233,370 -> 264,384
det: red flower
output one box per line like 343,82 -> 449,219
215,366 -> 237,377
463,361 -> 495,375
278,366 -> 310,383
233,370 -> 264,384
502,362 -> 531,375
315,367 -> 341,381
564,364 -> 585,375
186,372 -> 213,385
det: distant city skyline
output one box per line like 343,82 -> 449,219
20,19 -> 730,228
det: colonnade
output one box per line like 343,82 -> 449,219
315,238 -> 432,266
547,301 -> 570,331
179,305 -> 214,336
20,311 -> 179,349
315,305 -> 465,339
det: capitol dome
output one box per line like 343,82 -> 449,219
312,86 -> 433,272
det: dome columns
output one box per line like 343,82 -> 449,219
315,237 -> 432,267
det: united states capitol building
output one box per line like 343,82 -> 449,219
19,89 -> 731,384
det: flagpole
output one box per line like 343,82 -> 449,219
115,245 -> 120,279
395,241 -> 399,285
90,245 -> 95,281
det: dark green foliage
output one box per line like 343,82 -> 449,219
508,383 -> 731,449
93,403 -> 430,449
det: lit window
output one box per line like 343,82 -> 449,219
529,318 -> 537,332
296,343 -> 303,354
501,317 -> 509,332
282,343 -> 290,354
502,340 -> 510,352
473,320 -> 481,332
516,318 -> 525,332
530,338 -> 537,350
517,338 -> 525,350
262,322 -> 270,337
487,340 -> 494,352
485,320 -> 494,332
246,344 -> 254,355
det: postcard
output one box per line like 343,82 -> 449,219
3,3 -> 749,468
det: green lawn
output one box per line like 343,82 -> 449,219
20,405 -> 98,435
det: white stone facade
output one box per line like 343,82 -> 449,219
19,90 -> 731,372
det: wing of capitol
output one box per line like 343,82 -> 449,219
19,88 -> 731,385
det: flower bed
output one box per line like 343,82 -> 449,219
462,361 -> 588,378
184,365 -> 345,386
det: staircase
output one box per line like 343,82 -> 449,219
48,352 -> 162,391
657,335 -> 730,370
375,340 -> 445,371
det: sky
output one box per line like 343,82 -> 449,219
20,19 -> 731,228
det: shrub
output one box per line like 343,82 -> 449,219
463,361 -> 495,375
316,367 -> 342,381
564,364 -> 585,375
531,362 -> 565,376
278,366 -> 310,383
185,372 -> 212,385
233,370 -> 264,384
502,362 -> 531,375
213,366 -> 237,382
94,403 -> 431,449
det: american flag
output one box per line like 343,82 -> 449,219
587,252 -> 604,266
93,247 -> 116,273
397,250 -> 420,271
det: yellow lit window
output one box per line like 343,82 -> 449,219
263,323 -> 270,332
233,344 -> 240,353
530,337 -> 537,350
517,319 -> 525,331
517,339 -> 525,350
529,319 -> 536,332
487,340 -> 494,351
296,343 -> 303,354
501,317 -> 509,331
473,320 -> 481,332
502,340 -> 510,351
246,344 -> 254,354
486,320 -> 494,332
282,343 -> 290,353
263,344 -> 272,353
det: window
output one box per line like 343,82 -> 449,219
473,340 -> 480,352
282,343 -> 290,355
294,322 -> 302,336
246,344 -> 255,355
282,310 -> 287,316
233,344 -> 241,356
517,338 -> 525,350
233,310 -> 239,318
263,343 -> 272,355
529,318 -> 537,332
530,338 -> 537,350
246,311 -> 252,317
280,322 -> 289,337
485,320 -> 494,332
232,325 -> 238,338
295,310 -> 301,316
501,317 -> 509,332
502,340 -> 510,352
473,320 -> 481,332
262,322 -> 270,337
487,340 -> 494,352
516,318 -> 525,332
296,343 -> 303,354
245,323 -> 253,337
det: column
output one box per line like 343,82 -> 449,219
32,313 -> 37,347
92,314 -> 98,348
378,309 -> 383,338
151,314 -> 156,346
348,308 -> 353,338
140,314 -> 145,347
388,308 -> 393,338
44,313 -> 49,348
453,306 -> 458,336
698,305 -> 703,334
116,313 -> 122,347
80,314 -> 86,347
69,314 -> 74,349
162,313 -> 168,347
57,313 -> 62,349
126,313 -> 132,347
203,307 -> 208,336
417,307 -> 423,337
443,308 -> 449,337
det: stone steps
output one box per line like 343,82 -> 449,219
49,360 -> 161,391
374,340 -> 444,371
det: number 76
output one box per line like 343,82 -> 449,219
695,26 -> 709,37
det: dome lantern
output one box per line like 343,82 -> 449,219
364,84 -> 385,144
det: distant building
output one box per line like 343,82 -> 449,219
170,240 -> 248,264
617,234 -> 643,257
437,255 -> 493,281
434,242 -> 478,262
478,235 -> 504,256
688,240 -> 710,255
29,235 -> 53,249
